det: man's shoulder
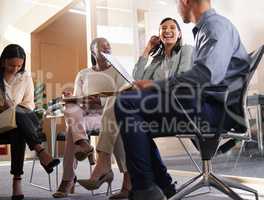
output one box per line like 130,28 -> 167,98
202,13 -> 234,39
205,10 -> 230,24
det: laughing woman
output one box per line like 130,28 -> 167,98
0,44 -> 60,200
133,17 -> 193,81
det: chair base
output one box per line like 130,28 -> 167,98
169,161 -> 258,200
29,158 -> 53,191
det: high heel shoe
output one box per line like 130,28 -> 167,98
12,194 -> 24,200
77,170 -> 114,191
12,177 -> 24,200
52,176 -> 77,198
37,148 -> 60,174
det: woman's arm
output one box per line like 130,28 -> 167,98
133,36 -> 161,80
133,56 -> 149,80
20,75 -> 35,110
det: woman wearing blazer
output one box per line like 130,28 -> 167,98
133,17 -> 193,81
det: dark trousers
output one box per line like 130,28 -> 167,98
15,106 -> 42,150
0,105 -> 42,175
114,89 -> 222,191
0,130 -> 26,176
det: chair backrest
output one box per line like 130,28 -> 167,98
232,45 -> 264,133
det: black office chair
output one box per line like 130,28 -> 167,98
168,45 -> 264,200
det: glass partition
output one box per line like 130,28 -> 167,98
93,0 -> 136,75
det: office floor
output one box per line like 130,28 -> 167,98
161,139 -> 264,178
0,159 -> 262,199
0,138 -> 263,200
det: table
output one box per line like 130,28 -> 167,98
46,113 -> 64,187
247,94 -> 264,156
46,113 -> 64,157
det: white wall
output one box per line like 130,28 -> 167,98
213,0 -> 264,52
0,0 -> 75,69
137,0 -> 264,51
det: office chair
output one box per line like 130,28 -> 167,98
29,83 -> 59,191
217,49 -> 264,168
169,45 -> 264,200
29,132 -> 53,191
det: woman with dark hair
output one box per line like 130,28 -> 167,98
133,17 -> 193,80
0,44 -> 60,200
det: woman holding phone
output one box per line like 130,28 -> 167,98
133,17 -> 193,81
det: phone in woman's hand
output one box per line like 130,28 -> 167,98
0,100 -> 12,112
149,36 -> 162,56
5,100 -> 14,107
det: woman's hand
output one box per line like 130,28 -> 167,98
82,95 -> 102,110
0,100 -> 13,112
83,95 -> 101,104
5,99 -> 14,108
62,88 -> 73,97
143,35 -> 161,57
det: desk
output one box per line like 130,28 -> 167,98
247,94 -> 264,156
46,113 -> 64,157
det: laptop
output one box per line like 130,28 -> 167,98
101,52 -> 134,84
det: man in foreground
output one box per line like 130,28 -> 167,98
114,0 -> 250,199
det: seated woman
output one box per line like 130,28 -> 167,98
0,44 -> 60,200
85,17 -> 193,199
133,17 -> 192,80
52,37 -> 128,198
